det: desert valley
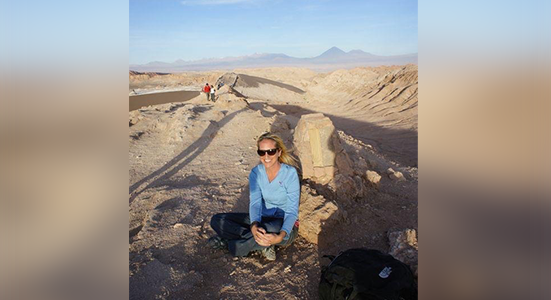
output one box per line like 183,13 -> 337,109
129,64 -> 418,299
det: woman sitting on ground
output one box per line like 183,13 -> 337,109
209,132 -> 300,261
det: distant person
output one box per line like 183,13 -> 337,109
209,132 -> 300,261
202,83 -> 211,101
210,84 -> 215,102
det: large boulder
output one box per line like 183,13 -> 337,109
298,184 -> 339,244
365,170 -> 382,188
293,113 -> 353,184
327,174 -> 366,203
215,72 -> 239,89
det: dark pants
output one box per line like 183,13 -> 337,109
210,213 -> 297,257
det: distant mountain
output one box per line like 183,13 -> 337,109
130,47 -> 417,72
316,46 -> 347,58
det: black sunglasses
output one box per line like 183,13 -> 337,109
257,148 -> 278,156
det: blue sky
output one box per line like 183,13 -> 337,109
130,0 -> 417,64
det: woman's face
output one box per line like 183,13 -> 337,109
258,139 -> 281,169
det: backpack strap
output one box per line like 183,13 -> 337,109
323,255 -> 336,261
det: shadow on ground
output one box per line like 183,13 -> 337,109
129,107 -> 247,203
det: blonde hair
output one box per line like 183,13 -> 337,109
257,132 -> 298,168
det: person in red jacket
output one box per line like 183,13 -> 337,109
203,83 -> 211,101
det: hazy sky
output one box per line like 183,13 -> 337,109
130,0 -> 417,64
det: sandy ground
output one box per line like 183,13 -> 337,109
129,65 -> 418,299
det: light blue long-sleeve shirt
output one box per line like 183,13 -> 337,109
249,163 -> 300,240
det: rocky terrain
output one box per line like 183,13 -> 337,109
129,65 -> 418,299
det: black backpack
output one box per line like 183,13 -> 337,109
319,248 -> 417,300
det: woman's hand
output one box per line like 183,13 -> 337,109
251,223 -> 271,246
251,224 -> 286,246
264,231 -> 285,245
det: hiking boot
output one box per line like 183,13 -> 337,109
207,236 -> 227,250
261,245 -> 276,261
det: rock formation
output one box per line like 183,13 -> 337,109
293,113 -> 353,184
215,72 -> 239,89
365,170 -> 382,188
387,168 -> 406,181
327,174 -> 366,203
298,183 -> 339,244
213,93 -> 249,110
388,229 -> 418,277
